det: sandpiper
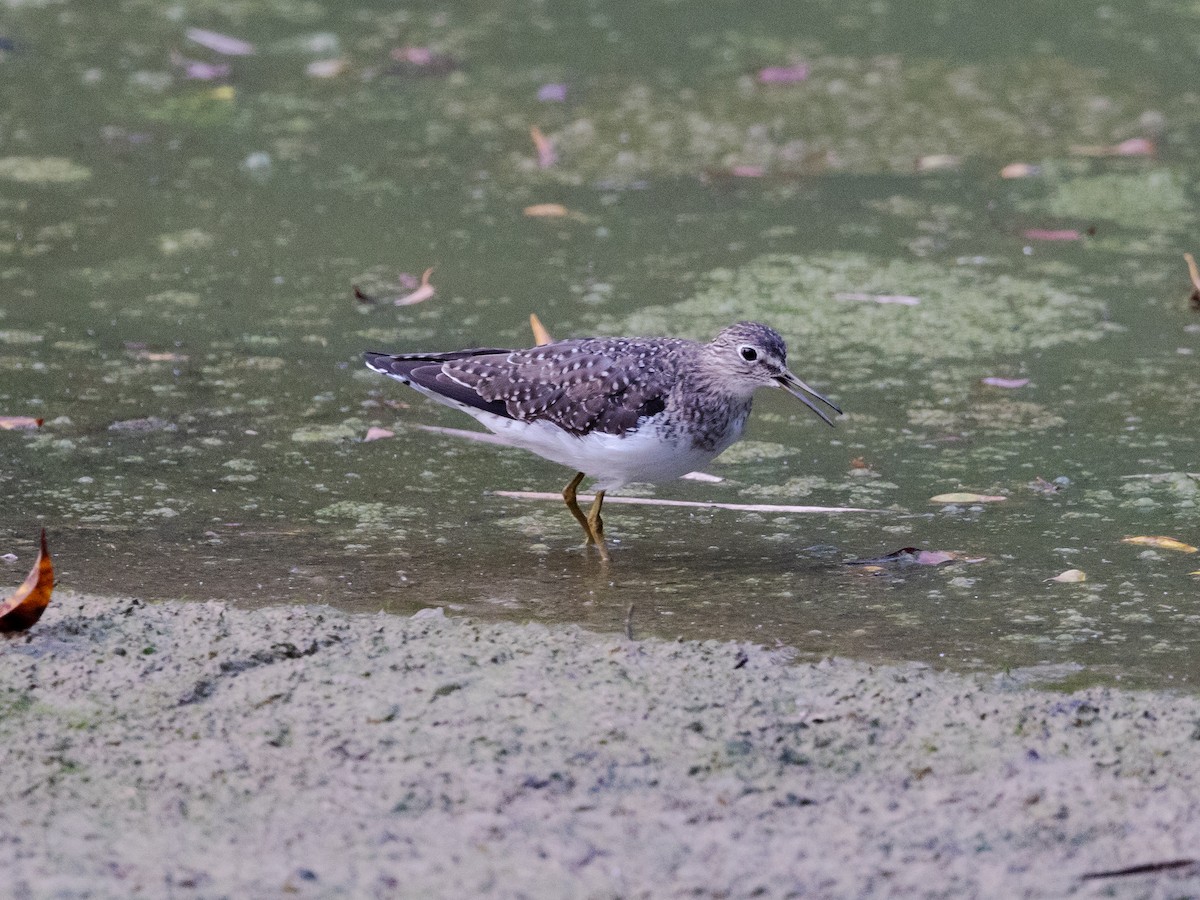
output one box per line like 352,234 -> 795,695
365,322 -> 840,560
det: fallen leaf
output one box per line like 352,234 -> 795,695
729,165 -> 765,177
1185,253 -> 1200,310
530,126 -> 557,168
1028,476 -> 1061,494
916,154 -> 961,172
1048,568 -> 1087,583
1122,536 -> 1198,553
1070,137 -> 1155,158
169,50 -> 230,80
364,426 -> 395,442
680,471 -> 724,483
134,350 -> 189,363
1000,162 -> 1040,179
0,416 -> 43,430
930,492 -> 1006,504
523,203 -> 570,218
389,46 -> 458,75
849,456 -> 870,469
757,62 -> 809,84
1022,229 -> 1082,241
306,59 -> 347,79
353,284 -> 376,304
209,85 -> 236,101
0,529 -> 54,633
394,267 -> 435,306
537,83 -> 568,102
981,377 -> 1030,389
186,27 -> 255,56
529,313 -> 553,346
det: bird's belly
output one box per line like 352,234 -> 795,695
476,413 -> 740,490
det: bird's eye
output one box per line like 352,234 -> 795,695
739,346 -> 758,362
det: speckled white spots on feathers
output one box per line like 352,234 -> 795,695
364,322 -> 804,490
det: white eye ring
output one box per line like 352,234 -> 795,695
739,345 -> 758,361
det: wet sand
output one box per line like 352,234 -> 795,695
3,593 -> 1199,898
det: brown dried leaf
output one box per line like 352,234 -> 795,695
0,529 -> 54,633
364,426 -> 395,442
0,416 -> 43,430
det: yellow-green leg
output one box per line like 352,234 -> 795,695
561,472 -> 609,560
586,490 -> 605,540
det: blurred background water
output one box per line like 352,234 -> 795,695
1,0 -> 1198,686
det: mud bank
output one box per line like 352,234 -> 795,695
3,594 -> 1199,898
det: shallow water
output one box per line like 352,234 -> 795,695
1,0 -> 1197,687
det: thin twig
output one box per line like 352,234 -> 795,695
494,490 -> 882,514
1081,859 -> 1194,880
624,601 -> 635,641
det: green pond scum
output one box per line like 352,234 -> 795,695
0,0 -> 1198,687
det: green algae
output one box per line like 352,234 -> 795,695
1019,169 -> 1194,230
0,157 -> 91,184
607,253 -> 1113,375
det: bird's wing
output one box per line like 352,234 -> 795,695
441,339 -> 682,436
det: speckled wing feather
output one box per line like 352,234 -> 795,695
441,338 -> 688,436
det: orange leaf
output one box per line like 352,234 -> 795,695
0,416 -> 43,430
529,313 -> 553,346
0,529 -> 54,633
523,203 -> 570,218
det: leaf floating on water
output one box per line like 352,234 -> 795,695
915,154 -> 961,172
1122,536 -> 1198,554
364,426 -> 395,442
523,203 -> 570,218
537,83 -> 568,102
306,59 -> 347,79
0,530 -> 54,634
1048,568 -> 1087,583
529,313 -> 553,346
981,377 -> 1030,389
930,492 -> 1006,504
1184,253 -> 1200,310
1000,162 -> 1040,179
757,62 -> 809,84
0,416 -> 43,430
530,126 -> 557,169
680,471 -> 724,483
729,165 -> 765,177
394,267 -> 435,306
389,46 -> 458,76
169,50 -> 231,80
1070,137 -> 1155,158
186,27 -> 256,56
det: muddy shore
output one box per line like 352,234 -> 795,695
3,593 -> 1199,898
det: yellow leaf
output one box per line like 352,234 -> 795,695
529,313 -> 553,346
209,86 -> 236,101
1122,536 -> 1198,554
929,492 -> 1006,504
